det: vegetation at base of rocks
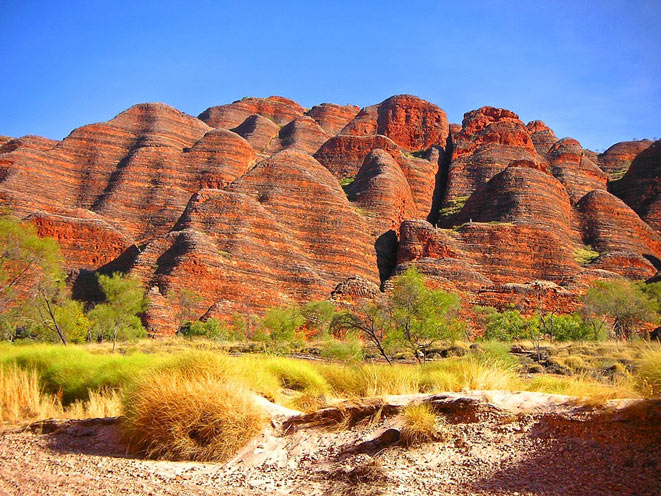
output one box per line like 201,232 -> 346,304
0,212 -> 147,349
0,210 -> 68,344
121,368 -> 267,461
584,279 -> 658,339
179,317 -> 247,342
87,274 -> 147,351
320,333 -> 364,363
437,196 -> 469,222
474,306 -> 608,343
573,246 -> 600,265
332,267 -> 463,365
400,403 -> 449,446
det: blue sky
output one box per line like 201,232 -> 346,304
1,0 -> 659,151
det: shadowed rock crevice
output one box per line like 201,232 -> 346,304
428,135 -> 453,226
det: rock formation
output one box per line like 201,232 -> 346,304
0,94 -> 657,334
597,139 -> 652,180
611,140 -> 661,233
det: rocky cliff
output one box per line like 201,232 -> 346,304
1,95 -> 658,334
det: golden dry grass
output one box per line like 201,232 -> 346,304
121,369 -> 267,462
420,357 -> 521,393
399,403 -> 449,446
0,365 -> 121,425
2,339 -> 657,432
634,349 -> 661,398
0,365 -> 61,424
525,373 -> 637,403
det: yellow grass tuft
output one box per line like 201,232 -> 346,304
0,365 -> 61,424
65,389 -> 122,419
526,373 -> 636,403
121,370 -> 267,461
400,403 -> 449,446
0,365 -> 121,425
421,357 -> 521,392
634,349 -> 661,398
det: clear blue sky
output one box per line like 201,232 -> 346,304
1,0 -> 659,151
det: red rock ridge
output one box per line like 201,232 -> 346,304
611,140 -> 661,232
597,139 -> 652,180
129,150 -> 379,334
341,95 -> 449,151
1,95 -> 658,335
198,96 -> 305,129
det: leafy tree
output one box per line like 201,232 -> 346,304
168,288 -> 203,333
320,332 -> 364,363
475,306 -> 531,341
583,279 -> 658,339
0,211 -> 68,344
301,300 -> 337,337
259,304 -> 305,343
87,273 -> 147,351
638,281 -> 661,315
181,318 -> 225,340
229,313 -> 251,341
180,317 -> 247,341
387,267 -> 461,363
30,299 -> 91,344
551,313 -> 607,342
331,299 -> 393,364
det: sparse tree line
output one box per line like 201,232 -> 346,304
0,211 -> 146,350
1,211 -> 660,357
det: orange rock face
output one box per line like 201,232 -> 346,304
198,96 -> 305,128
548,138 -> 608,204
306,103 -> 360,135
341,95 -> 449,151
314,135 -> 402,179
526,120 -> 558,156
597,139 -> 652,180
130,151 -> 379,333
611,140 -> 661,232
230,114 -> 280,155
440,107 -> 542,222
1,95 -> 658,334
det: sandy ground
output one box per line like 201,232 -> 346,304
1,393 -> 659,496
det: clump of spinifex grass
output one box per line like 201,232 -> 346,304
399,403 -> 450,446
0,365 -> 61,424
526,373 -> 636,402
0,364 -> 121,425
0,343 -> 167,404
121,369 -> 267,462
634,349 -> 661,398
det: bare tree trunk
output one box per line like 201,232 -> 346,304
112,326 -> 119,352
371,336 -> 392,365
43,295 -> 66,346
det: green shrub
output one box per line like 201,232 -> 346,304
320,334 -> 364,363
476,306 -> 532,341
551,314 -> 607,342
260,305 -> 305,343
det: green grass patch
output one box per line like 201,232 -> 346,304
573,246 -> 600,265
438,196 -> 469,222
